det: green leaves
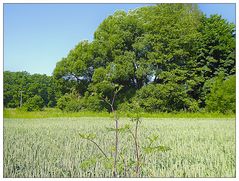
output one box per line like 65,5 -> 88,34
102,157 -> 114,170
22,95 -> 45,112
79,133 -> 96,140
143,134 -> 171,154
205,74 -> 235,113
198,14 -> 235,79
80,158 -> 97,171
147,134 -> 159,145
4,71 -> 60,109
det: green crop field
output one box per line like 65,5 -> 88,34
3,117 -> 235,178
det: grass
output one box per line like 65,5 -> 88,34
3,108 -> 110,118
3,117 -> 235,177
3,108 -> 235,119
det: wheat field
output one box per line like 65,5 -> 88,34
3,117 -> 235,178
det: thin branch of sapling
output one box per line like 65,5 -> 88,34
118,152 -> 127,177
79,134 -> 109,160
101,98 -> 118,177
111,90 -> 119,177
87,139 -> 109,160
101,85 -> 122,177
134,118 -> 140,177
113,114 -> 119,177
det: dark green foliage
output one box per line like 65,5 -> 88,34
4,71 -> 61,108
57,90 -> 83,112
57,89 -> 106,112
4,71 -> 30,108
143,134 -> 172,154
84,93 -> 106,112
134,84 -> 199,112
205,74 -> 235,113
22,95 -> 44,111
197,15 -> 235,79
53,41 -> 94,96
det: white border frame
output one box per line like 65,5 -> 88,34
0,0 -> 238,180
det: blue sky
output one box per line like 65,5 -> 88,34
4,3 -> 236,76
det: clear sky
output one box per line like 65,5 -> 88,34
4,3 -> 236,76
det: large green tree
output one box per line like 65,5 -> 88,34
52,4 -> 235,113
195,14 -> 236,107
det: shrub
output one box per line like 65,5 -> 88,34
84,94 -> 106,112
22,95 -> 44,111
57,92 -> 83,112
57,91 -> 106,112
134,83 -> 198,112
205,75 -> 235,113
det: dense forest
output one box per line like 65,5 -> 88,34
4,4 -> 236,113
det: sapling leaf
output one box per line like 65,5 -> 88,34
80,158 -> 97,171
79,133 -> 96,140
146,134 -> 159,147
79,133 -> 87,139
153,145 -> 172,152
110,146 -> 116,152
105,127 -> 115,132
120,124 -> 131,132
117,161 -> 125,174
115,85 -> 123,94
103,157 -> 114,170
142,146 -> 154,154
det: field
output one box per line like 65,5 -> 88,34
4,117 -> 235,178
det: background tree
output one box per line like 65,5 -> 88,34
196,14 -> 236,107
52,4 -> 235,113
4,71 -> 61,109
53,41 -> 95,96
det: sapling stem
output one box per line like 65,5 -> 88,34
134,119 -> 140,177
87,138 -> 109,160
102,86 -> 122,177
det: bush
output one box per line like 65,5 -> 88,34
57,90 -> 106,112
134,83 -> 198,112
84,94 -> 106,112
22,95 -> 44,111
57,94 -> 71,111
205,75 -> 235,113
57,92 -> 83,112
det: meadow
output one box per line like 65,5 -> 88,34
3,117 -> 235,178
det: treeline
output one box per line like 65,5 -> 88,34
4,4 -> 236,113
3,71 -> 61,111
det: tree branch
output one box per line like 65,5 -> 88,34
86,138 -> 109,160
